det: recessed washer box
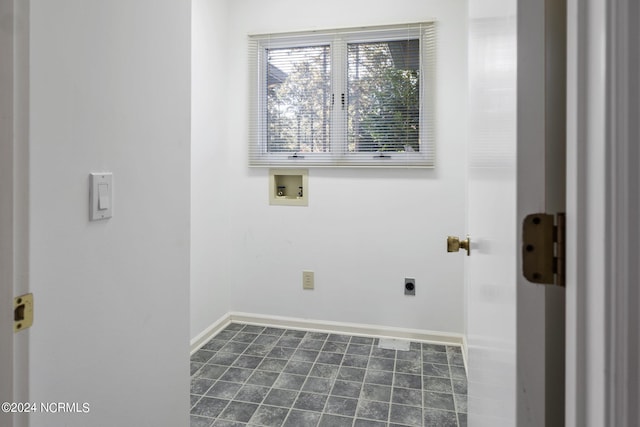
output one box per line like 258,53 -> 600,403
269,169 -> 308,206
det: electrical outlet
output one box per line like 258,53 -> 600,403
303,271 -> 314,290
404,278 -> 416,296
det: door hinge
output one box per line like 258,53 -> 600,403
522,213 -> 565,287
14,293 -> 33,332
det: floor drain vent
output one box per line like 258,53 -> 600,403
378,338 -> 411,351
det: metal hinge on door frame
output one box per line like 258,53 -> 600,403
522,213 -> 566,287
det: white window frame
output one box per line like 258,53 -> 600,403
248,23 -> 436,167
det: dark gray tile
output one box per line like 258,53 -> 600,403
283,409 -> 321,427
267,346 -> 296,360
293,392 -> 328,412
224,323 -> 245,332
410,342 -> 422,351
191,378 -> 215,395
283,360 -> 313,376
234,384 -> 270,404
446,345 -> 462,355
277,337 -> 302,348
206,381 -> 242,399
396,349 -> 421,361
395,359 -> 421,375
454,393 -> 467,413
364,369 -> 393,386
283,329 -> 307,338
309,363 -> 340,379
337,366 -> 366,383
394,373 -> 422,389
249,405 -> 289,426
219,367 -> 253,383
327,334 -> 351,343
213,419 -> 246,426
246,370 -> 280,387
356,400 -> 389,422
307,332 -> 329,340
292,349 -> 319,363
302,377 -> 333,394
448,352 -> 465,367
422,343 -> 447,353
273,373 -> 307,391
354,419 -> 386,427
191,362 -> 204,376
299,339 -> 325,351
458,412 -> 468,427
316,352 -> 343,365
392,387 -> 422,407
233,355 -> 263,369
211,420 -> 244,427
215,330 -> 238,341
253,335 -> 279,346
257,358 -> 288,373
233,332 -> 259,344
346,344 -> 371,356
322,341 -> 348,353
318,413 -> 353,427
423,363 -> 451,378
191,394 -> 201,408
198,364 -> 229,381
190,415 -> 214,427
423,391 -> 455,411
453,378 -> 467,395
351,336 -> 375,345
325,396 -> 358,417
243,344 -> 272,357
331,380 -> 362,399
220,342 -> 250,355
423,376 -> 453,393
370,347 -> 396,359
450,365 -> 467,380
423,351 -> 448,364
264,388 -> 298,408
423,408 -> 458,426
341,354 -> 369,368
390,403 -> 422,426
262,327 -> 286,336
191,397 -> 229,418
361,383 -> 391,402
209,352 -> 240,366
242,325 -> 265,334
368,357 -> 395,372
218,401 -> 259,423
192,349 -> 216,364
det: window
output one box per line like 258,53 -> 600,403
249,23 -> 436,167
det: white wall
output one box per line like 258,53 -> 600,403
28,1 -> 191,426
213,0 -> 468,334
191,0 -> 232,339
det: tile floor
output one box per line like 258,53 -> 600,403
190,323 -> 467,427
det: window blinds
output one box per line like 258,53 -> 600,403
248,23 -> 436,167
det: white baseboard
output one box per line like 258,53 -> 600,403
190,313 -> 232,355
235,312 -> 462,345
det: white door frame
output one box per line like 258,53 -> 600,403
566,0 -> 639,425
1,1 -> 30,426
0,0 -> 17,423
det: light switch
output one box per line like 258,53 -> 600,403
90,173 -> 113,221
98,184 -> 110,210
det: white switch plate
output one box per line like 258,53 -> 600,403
89,173 -> 113,221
